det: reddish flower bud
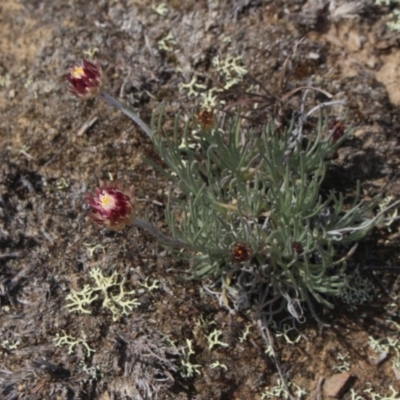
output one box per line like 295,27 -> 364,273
196,108 -> 215,130
325,120 -> 345,143
291,241 -> 303,255
86,181 -> 135,231
66,59 -> 103,100
231,242 -> 252,263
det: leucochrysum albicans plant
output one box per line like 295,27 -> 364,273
67,59 -> 399,323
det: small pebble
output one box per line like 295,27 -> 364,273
323,372 -> 352,398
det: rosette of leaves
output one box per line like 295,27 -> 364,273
148,106 -> 383,322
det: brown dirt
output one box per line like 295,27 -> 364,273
1,1 -> 400,399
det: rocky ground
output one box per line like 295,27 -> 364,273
2,1 -> 400,399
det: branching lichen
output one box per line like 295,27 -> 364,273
138,278 -> 160,291
65,268 -> 140,321
332,352 -> 351,373
151,4 -> 168,16
339,269 -> 374,305
275,324 -> 302,345
180,339 -> 202,378
179,76 -> 206,97
207,329 -> 229,350
65,285 -> 98,314
158,33 -> 177,52
351,384 -> 400,400
83,242 -> 105,258
369,319 -> 400,369
261,378 -> 307,399
210,360 -> 228,370
238,323 -> 252,343
54,330 -> 95,357
76,360 -> 103,383
1,340 -> 20,351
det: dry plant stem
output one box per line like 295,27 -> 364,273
0,252 -> 22,259
327,199 -> 400,239
361,265 -> 400,271
77,116 -> 98,136
133,218 -> 191,249
305,100 -> 347,118
258,318 -> 295,400
101,91 -> 153,139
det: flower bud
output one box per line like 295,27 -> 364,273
66,59 -> 103,100
291,241 -> 303,255
231,242 -> 252,263
326,120 -> 345,143
86,181 -> 135,231
196,108 -> 215,130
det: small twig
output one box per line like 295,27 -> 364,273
334,243 -> 358,265
314,377 -> 324,400
41,140 -> 69,168
257,318 -> 295,400
0,252 -> 22,260
19,149 -> 34,160
77,116 -> 98,136
6,263 -> 37,292
360,265 -> 400,271
44,106 -> 97,169
381,169 -> 400,193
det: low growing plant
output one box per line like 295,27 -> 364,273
66,59 -> 398,323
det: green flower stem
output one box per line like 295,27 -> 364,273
101,92 -> 153,139
133,218 -> 191,249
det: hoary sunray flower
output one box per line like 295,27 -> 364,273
86,181 -> 135,231
66,59 -> 103,100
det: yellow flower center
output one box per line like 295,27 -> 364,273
71,66 -> 85,79
99,193 -> 116,210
